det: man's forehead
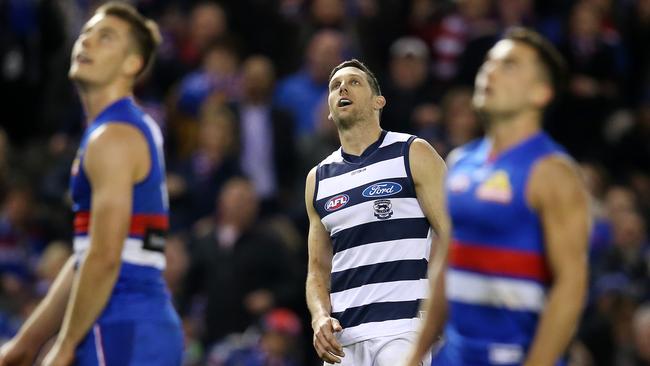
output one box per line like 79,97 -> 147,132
82,13 -> 128,34
488,39 -> 537,62
330,67 -> 365,82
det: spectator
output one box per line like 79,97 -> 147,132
179,2 -> 229,68
208,308 -> 303,366
551,0 -> 623,161
178,178 -> 302,347
231,55 -> 296,212
274,30 -> 346,137
633,304 -> 650,364
167,103 -> 242,229
427,86 -> 482,157
380,36 -> 440,133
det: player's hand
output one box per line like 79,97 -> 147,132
0,338 -> 38,366
40,340 -> 74,366
312,316 -> 344,363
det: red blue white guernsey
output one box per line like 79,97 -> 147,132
438,132 -> 567,366
314,131 -> 432,346
70,97 -> 174,323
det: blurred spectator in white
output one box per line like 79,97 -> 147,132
274,30 -> 346,137
231,55 -> 296,213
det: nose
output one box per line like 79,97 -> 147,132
338,81 -> 349,94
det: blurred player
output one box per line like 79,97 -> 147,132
405,28 -> 589,366
0,2 -> 182,365
305,59 -> 449,365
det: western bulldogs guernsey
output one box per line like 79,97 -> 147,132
438,132 -> 567,366
314,131 -> 432,346
70,97 -> 182,365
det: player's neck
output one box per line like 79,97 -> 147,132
338,121 -> 382,156
78,83 -> 133,123
487,110 -> 542,155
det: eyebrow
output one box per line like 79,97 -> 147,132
329,74 -> 363,86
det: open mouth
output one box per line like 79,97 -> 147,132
75,54 -> 93,64
337,98 -> 353,107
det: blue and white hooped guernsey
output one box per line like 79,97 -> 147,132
70,97 -> 174,323
314,130 -> 432,346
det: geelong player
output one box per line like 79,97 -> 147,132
406,28 -> 589,366
0,3 -> 183,365
305,59 -> 450,365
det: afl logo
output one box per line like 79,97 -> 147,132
325,194 -> 350,212
362,182 -> 402,198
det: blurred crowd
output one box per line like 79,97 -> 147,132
0,0 -> 649,365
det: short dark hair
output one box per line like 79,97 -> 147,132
503,27 -> 568,101
96,1 -> 162,77
328,59 -> 382,96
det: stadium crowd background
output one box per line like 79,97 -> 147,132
0,0 -> 649,364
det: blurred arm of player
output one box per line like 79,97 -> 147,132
305,167 -> 345,364
404,139 -> 451,366
0,257 -> 75,366
41,124 -> 150,366
524,155 -> 589,366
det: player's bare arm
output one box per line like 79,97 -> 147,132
305,167 -> 345,364
404,138 -> 451,366
524,155 -> 589,366
0,257 -> 75,366
42,123 -> 150,366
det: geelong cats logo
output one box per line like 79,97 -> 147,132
373,199 -> 393,220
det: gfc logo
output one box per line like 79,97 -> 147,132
325,194 -> 350,212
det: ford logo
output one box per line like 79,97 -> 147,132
325,194 -> 350,212
362,182 -> 402,198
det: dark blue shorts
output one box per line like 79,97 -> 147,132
75,321 -> 183,366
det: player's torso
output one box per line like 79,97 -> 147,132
70,97 -> 174,323
443,132 -> 564,365
313,131 -> 432,345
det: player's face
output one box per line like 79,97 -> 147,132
327,67 -> 381,129
69,14 -> 137,86
473,40 -> 545,117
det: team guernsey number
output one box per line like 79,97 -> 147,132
362,181 -> 402,198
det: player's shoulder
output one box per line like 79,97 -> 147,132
318,147 -> 344,167
531,153 -> 579,182
446,138 -> 483,168
86,123 -> 148,160
528,153 -> 585,207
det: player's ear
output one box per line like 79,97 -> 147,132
531,82 -> 552,107
123,53 -> 143,77
374,95 -> 386,110
328,113 -> 333,121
